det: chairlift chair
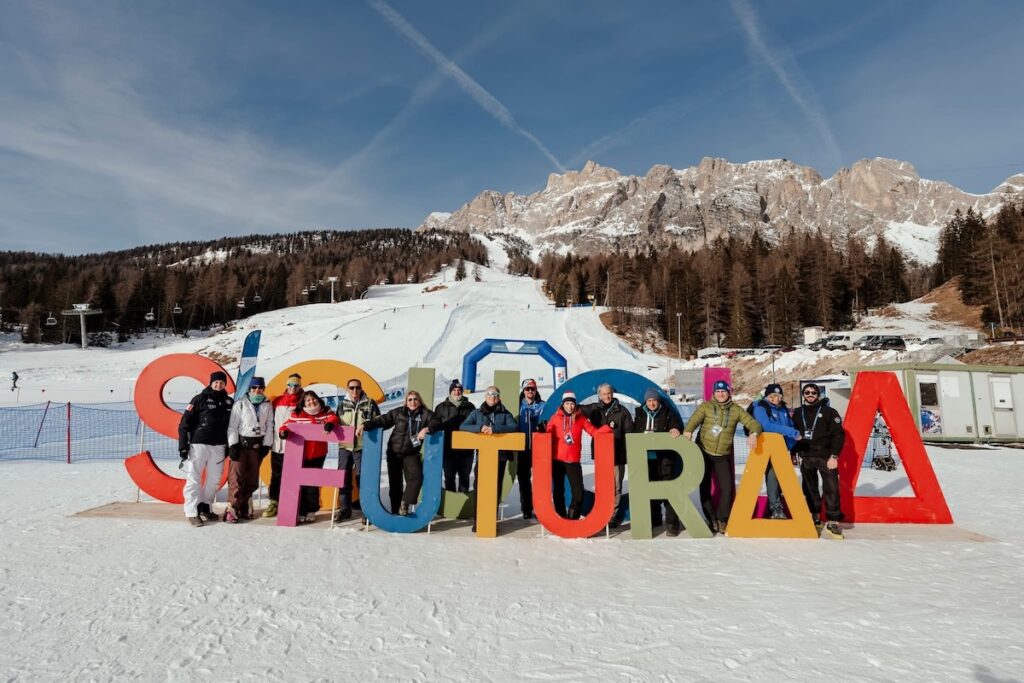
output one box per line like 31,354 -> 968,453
172,304 -> 182,315
309,283 -> 317,292
45,312 -> 57,326
237,300 -> 245,309
301,287 -> 309,296
144,308 -> 155,322
253,293 -> 262,303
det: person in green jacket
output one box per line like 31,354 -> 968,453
683,380 -> 762,534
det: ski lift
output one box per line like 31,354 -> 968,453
406,276 -> 414,283
237,299 -> 245,309
144,308 -> 155,322
309,283 -> 318,292
301,287 -> 309,296
253,293 -> 262,303
45,312 -> 57,326
172,303 -> 182,315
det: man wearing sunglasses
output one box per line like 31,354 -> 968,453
334,378 -> 381,522
792,382 -> 846,539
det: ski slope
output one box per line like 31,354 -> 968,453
0,240 -> 666,406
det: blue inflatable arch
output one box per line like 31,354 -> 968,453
461,339 -> 568,392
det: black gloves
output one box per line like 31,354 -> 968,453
323,422 -> 335,434
178,448 -> 189,469
228,443 -> 240,461
278,427 -> 290,439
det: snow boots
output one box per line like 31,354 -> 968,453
197,502 -> 217,523
187,516 -> 203,527
823,522 -> 845,540
262,500 -> 278,518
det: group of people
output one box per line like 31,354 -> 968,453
177,371 -> 846,538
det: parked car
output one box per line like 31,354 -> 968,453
862,335 -> 907,351
921,337 -> 945,345
825,333 -> 856,350
853,335 -> 882,350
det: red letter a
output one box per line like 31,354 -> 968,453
839,372 -> 952,524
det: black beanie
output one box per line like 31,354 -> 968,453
210,371 -> 228,384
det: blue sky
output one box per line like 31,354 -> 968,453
1,1 -> 1022,254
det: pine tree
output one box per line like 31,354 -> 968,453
455,258 -> 466,281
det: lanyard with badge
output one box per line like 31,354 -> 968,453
802,405 -> 822,440
708,403 -> 726,438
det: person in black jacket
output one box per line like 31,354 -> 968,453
792,383 -> 846,538
631,388 -> 684,535
584,383 -> 634,528
357,390 -> 441,516
434,379 -> 476,493
178,371 -> 234,527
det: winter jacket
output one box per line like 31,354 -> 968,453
546,407 -> 603,463
584,398 -> 634,465
518,397 -> 546,449
434,396 -> 477,458
281,408 -> 341,461
751,399 -> 799,452
684,399 -> 762,457
271,392 -> 302,453
338,393 -> 381,451
461,401 -> 518,434
227,398 -> 274,449
630,402 -> 684,461
791,398 -> 845,460
364,406 -> 441,457
178,385 -> 233,451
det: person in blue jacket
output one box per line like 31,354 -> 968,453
516,378 -> 546,520
750,383 -> 802,519
462,386 -> 519,527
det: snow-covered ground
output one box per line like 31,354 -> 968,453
1,447 -> 1022,680
2,242 -> 1022,679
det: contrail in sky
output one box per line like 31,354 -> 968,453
368,0 -> 565,172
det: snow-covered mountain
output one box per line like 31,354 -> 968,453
417,157 -> 1024,264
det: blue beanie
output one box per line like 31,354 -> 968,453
713,380 -> 731,393
644,387 -> 660,402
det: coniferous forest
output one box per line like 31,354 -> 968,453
1,201 -> 1021,352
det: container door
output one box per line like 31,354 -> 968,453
991,376 -> 1015,437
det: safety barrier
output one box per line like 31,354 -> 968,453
0,400 -> 886,466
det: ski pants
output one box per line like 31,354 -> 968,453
336,447 -> 362,511
227,440 -> 263,515
268,451 -> 284,502
517,450 -> 533,516
765,463 -> 783,515
387,452 -> 423,513
801,455 -> 843,522
653,451 -> 682,528
552,460 -> 584,519
183,443 -> 226,518
698,445 -> 735,524
443,450 -> 474,493
299,456 -> 326,516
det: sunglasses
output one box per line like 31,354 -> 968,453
523,387 -> 537,392
347,385 -> 361,390
803,391 -> 819,396
287,382 -> 300,388
485,391 -> 500,397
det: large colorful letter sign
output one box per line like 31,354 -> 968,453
838,372 -> 953,524
461,339 -> 568,392
359,429 -> 444,533
726,433 -> 817,539
625,433 -> 711,539
126,353 -> 236,503
452,431 -> 525,537
276,423 -> 354,527
532,431 -> 617,538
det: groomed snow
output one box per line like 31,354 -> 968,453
1,447 -> 1022,679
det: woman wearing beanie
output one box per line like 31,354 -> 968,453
278,390 -> 340,524
224,376 -> 274,522
434,379 -> 476,493
683,380 -> 763,534
630,387 -> 685,535
545,392 -> 603,520
177,371 -> 234,527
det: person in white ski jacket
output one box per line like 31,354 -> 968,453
225,377 -> 274,522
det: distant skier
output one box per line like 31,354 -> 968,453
10,371 -> 18,391
792,383 -> 846,539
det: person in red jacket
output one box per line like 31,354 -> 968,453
263,373 -> 304,518
278,390 -> 340,523
546,391 -> 605,520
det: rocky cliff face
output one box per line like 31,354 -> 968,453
417,158 -> 1024,264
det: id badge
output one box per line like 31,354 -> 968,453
709,425 -> 723,438
803,430 -> 813,439
254,426 -> 262,437
564,433 -> 574,445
